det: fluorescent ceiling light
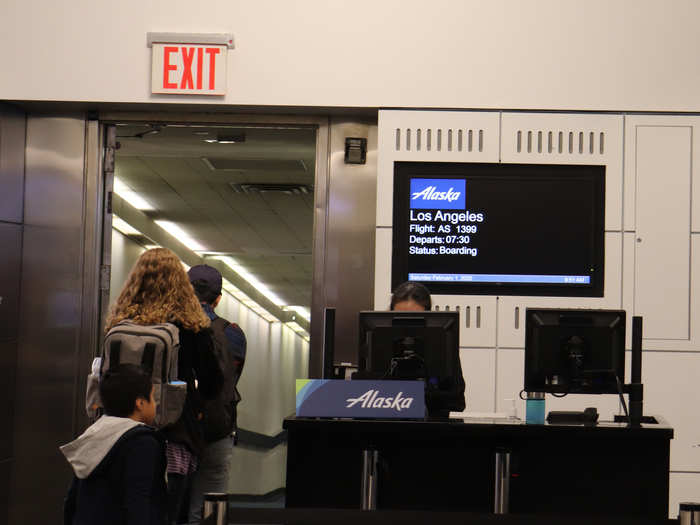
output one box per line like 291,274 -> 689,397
113,177 -> 155,211
217,261 -> 284,323
203,132 -> 246,144
213,256 -> 285,306
286,321 -> 310,339
154,220 -> 206,252
113,216 -> 142,236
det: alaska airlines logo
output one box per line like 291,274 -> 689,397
411,186 -> 461,202
409,178 -> 466,210
346,390 -> 414,411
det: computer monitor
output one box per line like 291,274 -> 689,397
357,311 -> 464,416
524,308 -> 626,394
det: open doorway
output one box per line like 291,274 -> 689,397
105,120 -> 317,503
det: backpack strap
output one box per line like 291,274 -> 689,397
211,317 -> 230,330
141,342 -> 156,376
108,340 -> 121,371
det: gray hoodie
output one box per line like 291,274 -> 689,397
60,416 -> 144,479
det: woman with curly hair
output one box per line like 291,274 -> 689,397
106,247 -> 223,524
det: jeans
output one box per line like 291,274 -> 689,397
188,436 -> 234,523
167,472 -> 191,525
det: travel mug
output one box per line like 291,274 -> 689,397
525,391 -> 545,424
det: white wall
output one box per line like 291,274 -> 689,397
375,110 -> 700,517
3,0 -> 700,111
110,230 -> 309,494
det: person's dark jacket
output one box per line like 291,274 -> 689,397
61,418 -> 167,525
160,326 -> 224,455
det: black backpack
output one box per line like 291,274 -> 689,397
202,317 -> 243,441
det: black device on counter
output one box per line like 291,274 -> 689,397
547,407 -> 599,424
356,310 -> 463,416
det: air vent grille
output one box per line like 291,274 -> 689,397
229,182 -> 313,195
394,128 -> 484,152
515,130 -> 605,155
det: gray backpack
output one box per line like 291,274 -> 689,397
85,321 -> 186,428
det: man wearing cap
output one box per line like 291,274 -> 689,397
186,264 -> 247,524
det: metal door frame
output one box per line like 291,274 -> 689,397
88,111 -> 331,377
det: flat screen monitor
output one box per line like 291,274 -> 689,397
524,308 -> 626,394
357,311 -> 464,416
392,161 -> 605,297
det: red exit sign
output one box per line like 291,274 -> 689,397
151,43 -> 227,95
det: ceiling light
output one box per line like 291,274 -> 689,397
286,321 -> 309,339
112,216 -> 142,236
213,256 -> 285,306
203,132 -> 246,144
113,177 -> 155,211
154,220 -> 206,252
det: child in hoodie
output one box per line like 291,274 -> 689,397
61,364 -> 167,525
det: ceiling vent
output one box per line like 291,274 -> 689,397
203,157 -> 308,172
229,182 -> 313,195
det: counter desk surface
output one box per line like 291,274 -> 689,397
283,415 -> 673,519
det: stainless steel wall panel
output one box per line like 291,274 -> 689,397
0,339 -> 18,460
9,115 -> 86,525
0,223 -> 22,341
0,106 -> 26,224
309,119 -> 330,377
75,120 -> 102,435
312,119 -> 378,366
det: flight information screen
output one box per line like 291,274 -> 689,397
391,162 -> 605,297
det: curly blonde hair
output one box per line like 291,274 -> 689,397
105,248 -> 210,333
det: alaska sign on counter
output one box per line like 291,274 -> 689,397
151,43 -> 227,95
295,379 -> 425,419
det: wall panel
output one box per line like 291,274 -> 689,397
433,295 -> 497,348
0,223 -> 22,342
459,347 -> 496,413
9,115 -> 86,525
0,340 -> 17,461
634,126 -> 691,340
643,351 -> 700,471
0,107 -> 25,224
373,228 -> 393,310
622,117 -> 700,350
670,473 -> 700,520
323,120 -> 377,364
501,113 -> 624,231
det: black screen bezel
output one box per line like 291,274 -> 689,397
523,308 -> 626,394
391,161 -> 606,297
